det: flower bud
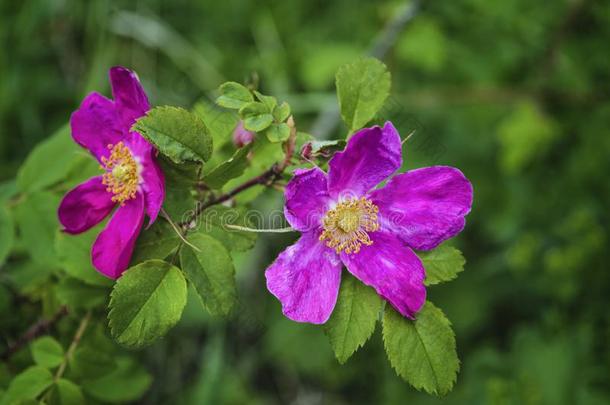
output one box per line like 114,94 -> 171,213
233,121 -> 255,148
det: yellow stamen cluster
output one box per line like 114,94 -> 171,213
320,197 -> 380,254
101,142 -> 139,205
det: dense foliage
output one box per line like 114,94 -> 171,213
2,0 -> 610,404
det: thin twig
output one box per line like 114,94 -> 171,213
180,116 -> 297,230
1,306 -> 68,361
53,311 -> 91,381
160,208 -> 201,252
225,224 -> 296,233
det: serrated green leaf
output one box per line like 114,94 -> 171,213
203,144 -> 251,189
264,123 -> 290,142
15,192 -> 61,267
336,57 -> 391,132
16,124 -> 82,193
253,91 -> 278,111
55,228 -> 112,287
0,366 -> 54,405
216,82 -> 253,109
108,260 -> 187,348
239,102 -> 273,132
382,302 -> 459,396
419,245 -> 466,286
157,157 -> 199,219
82,357 -> 152,403
324,273 -> 382,364
273,101 -> 291,122
197,205 -> 257,252
130,219 -> 181,264
133,106 -> 213,164
52,379 -> 85,405
31,336 -> 65,368
0,205 -> 14,265
309,140 -> 347,157
180,233 -> 237,316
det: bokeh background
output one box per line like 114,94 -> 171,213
2,0 -> 610,403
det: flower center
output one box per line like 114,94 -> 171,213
101,142 -> 140,205
320,197 -> 380,254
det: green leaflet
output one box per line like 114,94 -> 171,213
134,106 -> 213,164
55,278 -> 108,310
0,205 -> 14,265
0,366 -> 54,405
419,244 -> 466,286
108,260 -> 187,348
203,144 -> 252,189
16,124 -> 83,193
382,302 -> 459,396
55,227 -> 113,287
239,102 -> 274,132
82,357 -> 152,403
336,57 -> 391,132
323,273 -> 382,364
180,233 -> 237,316
130,219 -> 181,264
15,192 -> 61,267
51,379 -> 85,405
264,123 -> 290,143
216,82 -> 253,109
31,336 -> 64,368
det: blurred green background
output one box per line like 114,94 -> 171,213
2,0 -> 610,403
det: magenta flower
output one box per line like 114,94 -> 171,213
58,67 -> 164,279
266,122 -> 473,323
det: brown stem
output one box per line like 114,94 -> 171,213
1,306 -> 68,361
180,116 -> 297,230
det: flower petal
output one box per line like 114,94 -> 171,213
327,122 -> 402,199
91,192 -> 145,279
140,149 -> 165,226
370,166 -> 473,250
109,66 -> 150,128
284,168 -> 330,232
265,232 -> 342,324
70,92 -> 122,161
58,176 -> 115,234
340,231 -> 426,319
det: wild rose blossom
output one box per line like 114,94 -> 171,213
266,122 -> 473,323
58,67 -> 164,279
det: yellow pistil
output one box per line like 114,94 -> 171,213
320,197 -> 380,254
101,142 -> 140,205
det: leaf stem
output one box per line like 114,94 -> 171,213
224,224 -> 296,233
53,311 -> 91,382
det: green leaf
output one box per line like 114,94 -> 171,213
336,57 -> 391,132
82,357 -> 152,403
239,102 -> 274,132
0,366 -> 54,405
70,347 -> 116,380
216,82 -> 253,109
382,302 -> 459,396
133,106 -> 213,164
253,91 -> 278,111
55,228 -> 112,287
264,123 -> 290,143
273,101 -> 291,122
157,157 -> 199,219
180,233 -> 237,316
130,219 -> 181,264
419,245 -> 466,286
0,205 -> 14,265
308,139 -> 347,157
15,192 -> 61,267
55,278 -> 108,310
323,273 -> 382,364
203,144 -> 251,189
53,379 -> 85,405
197,206 -> 257,252
108,260 -> 187,348
31,336 -> 65,368
16,124 -> 82,193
